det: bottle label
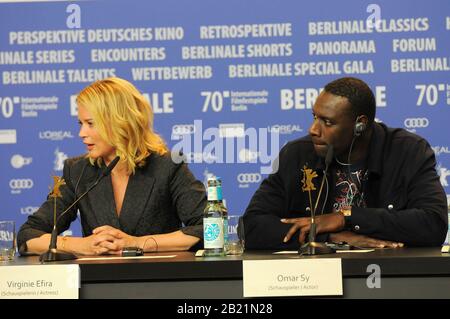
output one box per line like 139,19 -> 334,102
203,217 -> 224,249
207,186 -> 223,201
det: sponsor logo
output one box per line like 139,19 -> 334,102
20,206 -> 39,215
39,130 -> 74,141
238,149 -> 259,163
237,173 -> 262,183
267,124 -> 302,135
0,129 -> 17,144
404,118 -> 429,129
185,152 -> 217,163
54,148 -> 68,171
433,146 -> 450,156
10,178 -> 34,194
171,124 -> 196,139
11,154 -> 32,169
219,123 -> 245,138
237,173 -> 262,188
437,163 -> 450,187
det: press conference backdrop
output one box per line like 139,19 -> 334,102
0,0 -> 449,238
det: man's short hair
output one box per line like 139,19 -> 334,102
324,77 -> 376,125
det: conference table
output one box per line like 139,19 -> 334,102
5,247 -> 450,299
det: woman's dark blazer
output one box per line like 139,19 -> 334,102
17,153 -> 206,254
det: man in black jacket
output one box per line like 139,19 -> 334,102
243,77 -> 448,250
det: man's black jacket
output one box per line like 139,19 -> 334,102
243,122 -> 448,249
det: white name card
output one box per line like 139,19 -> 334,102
243,258 -> 342,297
0,264 -> 79,299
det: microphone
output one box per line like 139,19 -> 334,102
40,156 -> 120,262
101,155 -> 120,177
299,145 -> 336,255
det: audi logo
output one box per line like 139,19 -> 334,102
237,173 -> 262,183
172,125 -> 195,134
9,179 -> 34,189
404,118 -> 429,129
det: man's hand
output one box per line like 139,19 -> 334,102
91,225 -> 139,254
281,212 -> 345,244
330,231 -> 404,248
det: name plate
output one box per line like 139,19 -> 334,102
0,264 -> 79,299
243,259 -> 342,297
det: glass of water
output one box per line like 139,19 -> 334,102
0,221 -> 15,261
225,215 -> 245,255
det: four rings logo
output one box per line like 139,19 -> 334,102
171,124 -> 195,139
404,118 -> 429,129
237,173 -> 262,188
10,178 -> 34,194
185,152 -> 217,163
219,123 -> 245,138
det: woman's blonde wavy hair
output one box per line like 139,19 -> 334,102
76,77 -> 168,174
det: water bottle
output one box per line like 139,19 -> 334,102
203,177 -> 226,256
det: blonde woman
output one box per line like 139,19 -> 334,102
18,77 -> 206,255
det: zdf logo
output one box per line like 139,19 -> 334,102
404,118 -> 429,129
11,154 -> 32,169
10,179 -> 34,194
237,173 -> 262,184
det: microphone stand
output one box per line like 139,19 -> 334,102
39,225 -> 77,262
40,156 -> 120,262
299,146 -> 336,255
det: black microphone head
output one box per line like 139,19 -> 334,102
102,156 -> 120,176
325,145 -> 334,168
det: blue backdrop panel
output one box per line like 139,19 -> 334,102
0,0 -> 449,237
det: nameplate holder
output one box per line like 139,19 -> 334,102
243,258 -> 342,297
0,264 -> 80,299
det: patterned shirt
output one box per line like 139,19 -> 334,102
333,160 -> 368,213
